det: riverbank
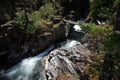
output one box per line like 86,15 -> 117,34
0,21 -> 69,70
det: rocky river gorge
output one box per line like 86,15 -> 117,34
1,0 -> 120,80
0,24 -> 95,80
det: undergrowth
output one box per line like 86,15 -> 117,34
78,22 -> 120,79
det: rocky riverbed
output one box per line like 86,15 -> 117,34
0,41 -> 94,80
0,23 -> 104,80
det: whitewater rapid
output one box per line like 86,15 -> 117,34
1,24 -> 83,80
3,45 -> 54,80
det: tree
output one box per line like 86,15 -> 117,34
113,1 -> 120,31
89,0 -> 114,22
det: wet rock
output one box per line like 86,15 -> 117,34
44,45 -> 93,80
0,23 -> 70,70
56,72 -> 79,80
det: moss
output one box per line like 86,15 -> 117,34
80,23 -> 112,35
53,23 -> 60,28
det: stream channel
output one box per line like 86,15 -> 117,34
1,24 -> 84,80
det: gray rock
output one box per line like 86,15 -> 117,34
44,45 -> 92,80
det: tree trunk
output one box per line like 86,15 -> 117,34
114,3 -> 120,31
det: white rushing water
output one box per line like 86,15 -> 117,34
60,40 -> 81,48
4,45 -> 54,80
64,40 -> 81,47
60,24 -> 82,48
73,25 -> 82,32
2,24 -> 83,80
3,40 -> 81,80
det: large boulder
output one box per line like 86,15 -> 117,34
44,45 -> 93,80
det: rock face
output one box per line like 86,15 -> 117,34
0,23 -> 69,70
0,42 -> 93,80
44,45 -> 93,80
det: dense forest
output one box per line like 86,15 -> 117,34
0,0 -> 120,80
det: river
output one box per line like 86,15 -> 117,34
0,25 -> 84,80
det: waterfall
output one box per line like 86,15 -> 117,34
3,45 -> 54,80
73,25 -> 82,32
1,24 -> 84,80
60,40 -> 81,48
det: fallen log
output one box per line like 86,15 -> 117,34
62,19 -> 78,25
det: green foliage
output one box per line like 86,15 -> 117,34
14,11 -> 36,34
81,23 -> 111,35
79,22 -> 120,79
14,1 -> 56,34
28,1 -> 56,34
14,11 -> 26,27
104,33 -> 120,52
102,33 -> 120,79
90,0 -> 114,21
26,23 -> 36,34
90,0 -> 101,17
113,0 -> 120,9
98,7 -> 113,20
39,2 -> 56,19
90,67 -> 100,76
89,0 -> 120,27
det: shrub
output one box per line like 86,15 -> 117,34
81,23 -> 112,35
89,0 -> 114,21
14,11 -> 27,28
14,1 -> 56,34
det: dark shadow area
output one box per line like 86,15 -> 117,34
61,0 -> 90,20
99,33 -> 120,80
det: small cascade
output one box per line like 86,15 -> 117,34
73,25 -> 82,32
60,40 -> 81,48
69,24 -> 84,41
2,45 -> 54,80
1,24 -> 85,80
